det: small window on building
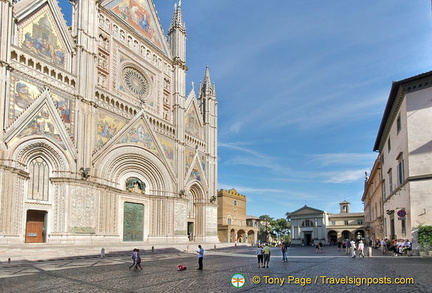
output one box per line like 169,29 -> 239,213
397,154 -> 404,186
387,138 -> 391,153
233,200 -> 237,206
401,218 -> 406,234
331,221 -> 336,225
388,169 -> 393,193
227,217 -> 232,225
397,115 -> 402,133
344,220 -> 349,225
357,219 -> 363,225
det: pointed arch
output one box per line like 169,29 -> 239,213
13,138 -> 71,171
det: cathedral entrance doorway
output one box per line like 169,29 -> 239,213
123,202 -> 144,242
187,222 -> 194,241
25,210 -> 47,243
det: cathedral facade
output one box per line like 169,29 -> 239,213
0,0 -> 218,244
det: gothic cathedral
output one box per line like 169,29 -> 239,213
0,0 -> 218,244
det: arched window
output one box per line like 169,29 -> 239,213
301,220 -> 314,227
227,216 -> 232,225
28,157 -> 50,201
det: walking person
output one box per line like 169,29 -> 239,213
263,243 -> 271,268
350,239 -> 357,258
197,245 -> 204,270
134,249 -> 143,270
381,238 -> 387,254
129,248 -> 138,270
256,245 -> 264,268
358,240 -> 365,258
280,243 -> 287,262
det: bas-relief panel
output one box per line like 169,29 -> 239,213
97,113 -> 126,147
21,12 -> 66,67
69,187 -> 97,233
17,105 -> 66,150
9,77 -> 74,134
106,0 -> 163,50
158,136 -> 175,169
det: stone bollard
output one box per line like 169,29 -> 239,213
101,248 -> 105,258
368,247 -> 372,257
8,258 -> 11,263
152,246 -> 155,254
235,243 -> 237,249
214,245 -> 216,250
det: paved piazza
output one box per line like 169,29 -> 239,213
0,245 -> 431,293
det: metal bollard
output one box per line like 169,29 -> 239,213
8,258 -> 11,263
152,246 -> 155,254
214,245 -> 216,250
368,247 -> 372,257
101,248 -> 105,258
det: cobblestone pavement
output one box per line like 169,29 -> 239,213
0,245 -> 431,293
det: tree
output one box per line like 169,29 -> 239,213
259,215 -> 274,242
271,218 -> 291,243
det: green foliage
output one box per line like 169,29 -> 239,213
418,225 -> 432,250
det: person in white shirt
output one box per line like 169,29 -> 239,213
350,239 -> 356,258
357,240 -> 365,258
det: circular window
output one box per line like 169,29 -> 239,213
122,67 -> 148,97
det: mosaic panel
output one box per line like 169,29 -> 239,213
97,113 -> 126,147
158,136 -> 175,169
121,122 -> 158,153
17,105 -> 66,150
21,12 -> 66,67
105,0 -> 163,50
9,77 -> 74,134
185,109 -> 202,138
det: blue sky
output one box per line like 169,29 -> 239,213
59,1 -> 432,219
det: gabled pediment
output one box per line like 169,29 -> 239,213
93,111 -> 176,176
184,97 -> 203,139
102,0 -> 171,56
185,151 -> 208,186
5,89 -> 76,154
290,205 -> 325,216
14,0 -> 75,70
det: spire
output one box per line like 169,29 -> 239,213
200,66 -> 215,97
169,0 -> 186,34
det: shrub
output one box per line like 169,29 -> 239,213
418,225 -> 432,251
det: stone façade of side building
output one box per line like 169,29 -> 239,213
0,0 -> 218,245
288,201 -> 365,246
217,189 -> 258,244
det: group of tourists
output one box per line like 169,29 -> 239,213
376,238 -> 412,256
129,245 -> 205,271
256,242 -> 272,268
336,239 -> 366,258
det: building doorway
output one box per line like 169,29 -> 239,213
187,222 -> 194,241
304,232 -> 312,246
123,202 -> 144,241
25,210 -> 47,243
